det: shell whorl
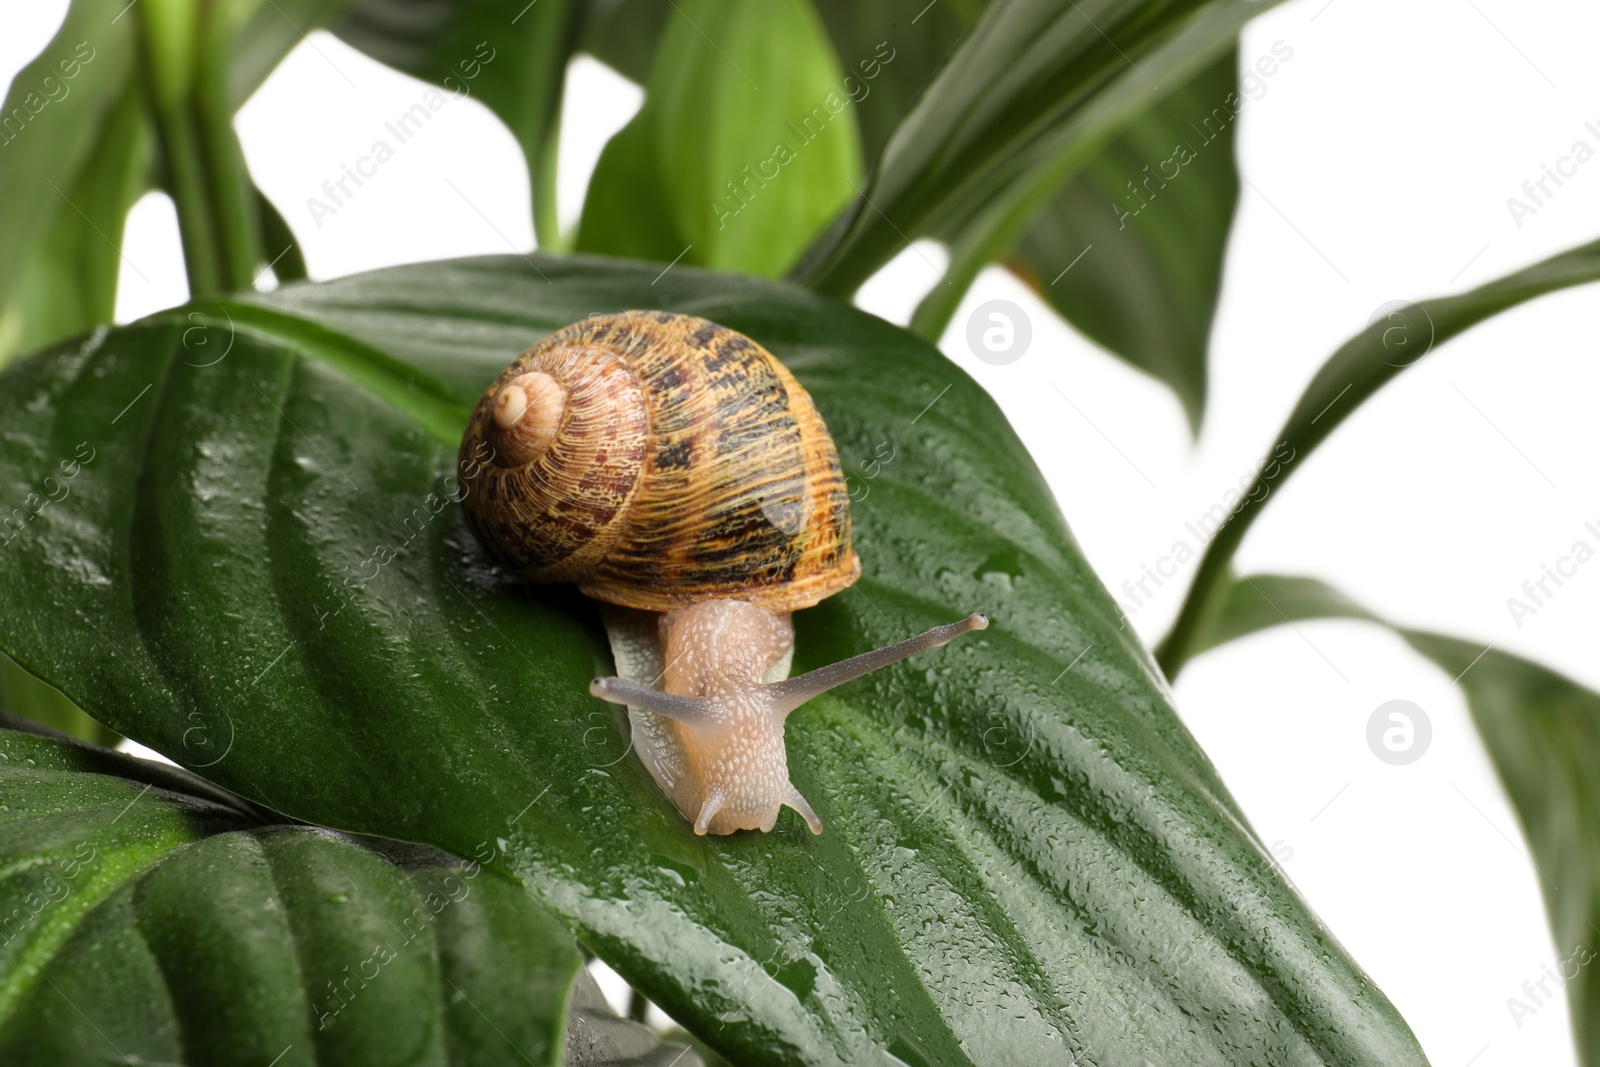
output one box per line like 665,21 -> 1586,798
459,311 -> 861,613
462,344 -> 650,582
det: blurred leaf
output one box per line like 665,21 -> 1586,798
795,0 -> 985,163
577,0 -> 862,277
0,87 -> 152,366
0,253 -> 1425,1063
1009,47 -> 1243,432
580,0 -> 1244,421
1157,236 -> 1600,677
1193,572 -> 1379,657
1403,633 -> 1600,1067
566,970 -> 706,1066
230,0 -> 365,106
0,717 -> 585,1066
0,0 -> 358,361
575,0 -> 668,83
0,655 -> 119,748
336,0 -> 584,247
793,0 -> 1275,318
1194,572 -> 1600,1065
257,185 -> 309,283
0,0 -> 144,364
570,110 -> 684,265
583,0 -> 984,164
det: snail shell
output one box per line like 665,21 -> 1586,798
458,311 -> 861,611
460,311 -> 986,836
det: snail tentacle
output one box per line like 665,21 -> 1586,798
765,613 -> 990,715
589,677 -> 714,724
693,790 -> 726,836
786,785 -> 823,835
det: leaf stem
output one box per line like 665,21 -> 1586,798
137,0 -> 262,297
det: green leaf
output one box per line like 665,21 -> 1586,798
570,110 -> 685,266
793,0 -> 1278,308
0,255 -> 1425,1063
1402,634 -> 1600,1066
0,656 -> 119,748
0,0 -> 145,365
575,0 -> 668,83
1008,47 -> 1241,433
258,184 -> 309,284
1192,573 -> 1600,1065
577,0 -> 862,278
0,0 -> 358,361
1192,572 -> 1379,657
807,0 -> 987,164
581,0 -> 985,165
336,0 -> 584,248
230,0 -> 365,108
1157,236 -> 1600,678
0,87 -> 153,367
0,717 -> 584,1066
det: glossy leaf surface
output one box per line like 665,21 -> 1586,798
0,717 -> 583,1066
0,255 -> 1424,1064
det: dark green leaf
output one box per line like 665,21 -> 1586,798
577,0 -> 862,277
1402,634 -> 1600,1066
0,719 -> 584,1066
258,184 -> 309,284
575,0 -> 668,83
0,255 -> 1425,1063
1192,572 -> 1600,1065
336,0 -> 583,247
793,0 -> 1277,310
808,0 -> 986,163
1009,48 -> 1240,432
1193,572 -> 1379,657
1157,237 -> 1600,678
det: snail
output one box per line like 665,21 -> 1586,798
459,311 -> 985,836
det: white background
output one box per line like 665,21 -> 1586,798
6,2 -> 1600,1063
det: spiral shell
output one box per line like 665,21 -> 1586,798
459,311 -> 861,613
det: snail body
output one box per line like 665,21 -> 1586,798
461,311 -> 984,836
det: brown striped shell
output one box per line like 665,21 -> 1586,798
458,311 -> 861,613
